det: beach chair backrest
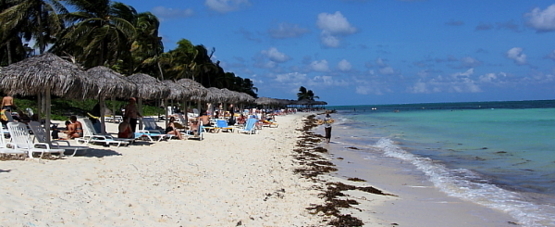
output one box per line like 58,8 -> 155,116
177,113 -> 187,124
7,122 -> 32,149
143,118 -> 159,130
216,119 -> 228,128
28,121 -> 49,143
0,123 -> 6,147
81,118 -> 96,137
4,111 -> 14,122
244,118 -> 257,131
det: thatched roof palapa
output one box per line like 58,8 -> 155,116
125,73 -> 170,100
86,66 -> 136,98
161,80 -> 190,100
0,53 -> 96,99
205,87 -> 225,103
176,78 -> 208,101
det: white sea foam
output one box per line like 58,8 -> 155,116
374,137 -> 555,227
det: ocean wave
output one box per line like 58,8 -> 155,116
374,137 -> 555,227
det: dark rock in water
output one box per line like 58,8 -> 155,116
475,156 -> 486,161
481,147 -> 488,149
346,146 -> 359,150
496,151 -> 507,154
347,177 -> 366,182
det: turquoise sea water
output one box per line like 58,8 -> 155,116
328,100 -> 555,227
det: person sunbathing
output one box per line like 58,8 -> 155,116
166,117 -> 184,140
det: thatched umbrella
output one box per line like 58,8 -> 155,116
125,73 -> 170,129
0,53 -> 95,143
125,73 -> 169,100
86,66 -> 136,133
175,78 -> 207,98
174,78 -> 209,119
161,80 -> 190,101
161,80 -> 191,126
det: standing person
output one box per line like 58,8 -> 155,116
1,94 -> 15,112
322,112 -> 334,143
124,97 -> 141,133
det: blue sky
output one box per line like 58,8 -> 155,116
117,0 -> 555,105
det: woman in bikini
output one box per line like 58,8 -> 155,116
65,116 -> 83,139
166,117 -> 184,140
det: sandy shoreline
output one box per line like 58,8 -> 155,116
0,114 -> 328,226
1,113 -> 520,227
312,114 -> 521,227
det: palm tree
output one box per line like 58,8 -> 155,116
297,86 -> 319,101
52,0 -> 136,68
129,12 -> 163,75
0,0 -> 67,58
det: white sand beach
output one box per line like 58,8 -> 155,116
0,114 -> 329,226
1,113 -> 519,227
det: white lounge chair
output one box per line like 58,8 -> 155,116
28,121 -> 89,157
0,123 -> 27,157
138,118 -> 173,141
77,118 -> 131,147
7,122 -> 66,159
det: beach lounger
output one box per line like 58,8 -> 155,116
139,118 -> 174,141
186,122 -> 204,141
77,119 -> 131,147
214,119 -> 233,133
237,118 -> 258,135
28,121 -> 89,157
0,123 -> 27,157
7,122 -> 66,159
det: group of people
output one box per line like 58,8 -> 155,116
2,94 -> 335,144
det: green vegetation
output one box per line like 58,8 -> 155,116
0,0 -> 258,98
14,97 -> 164,121
297,86 -> 319,101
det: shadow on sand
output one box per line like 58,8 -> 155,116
79,140 -> 154,158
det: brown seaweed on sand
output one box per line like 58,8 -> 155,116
294,114 -> 396,226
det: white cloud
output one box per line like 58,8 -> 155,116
261,47 -> 290,63
408,69 -> 482,94
375,58 -> 386,67
479,73 -> 501,83
310,60 -> 329,72
151,6 -> 194,20
460,57 -> 482,68
274,72 -> 307,83
379,67 -> 395,75
316,11 -> 357,47
317,11 -> 357,35
337,59 -> 352,71
506,47 -> 527,65
545,50 -> 555,61
408,81 -> 430,94
204,0 -> 250,13
525,4 -> 555,32
355,86 -> 372,95
268,23 -> 309,39
320,33 -> 340,47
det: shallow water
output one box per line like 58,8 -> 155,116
327,100 -> 555,227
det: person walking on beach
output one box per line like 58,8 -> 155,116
124,97 -> 141,133
318,112 -> 334,143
